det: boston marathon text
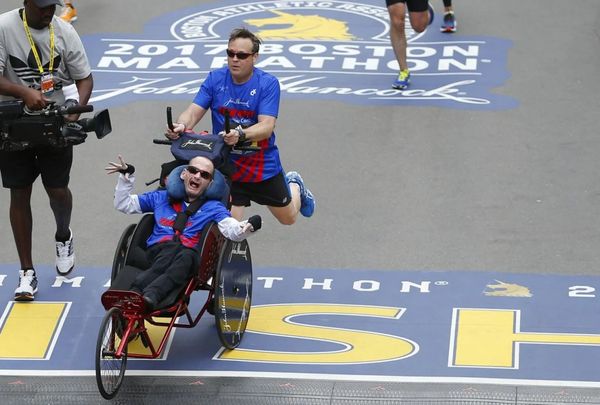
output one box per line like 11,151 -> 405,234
96,42 -> 484,73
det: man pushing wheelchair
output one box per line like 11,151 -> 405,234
105,154 -> 261,311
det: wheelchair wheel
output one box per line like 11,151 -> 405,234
111,223 -> 136,281
214,239 -> 252,349
95,307 -> 128,399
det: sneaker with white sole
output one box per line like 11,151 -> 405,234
286,171 -> 316,217
14,269 -> 38,301
55,229 -> 75,275
440,11 -> 457,33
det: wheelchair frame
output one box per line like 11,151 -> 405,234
95,212 -> 253,399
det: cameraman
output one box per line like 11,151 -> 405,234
0,0 -> 93,301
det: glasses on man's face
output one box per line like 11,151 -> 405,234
186,166 -> 212,180
226,49 -> 255,60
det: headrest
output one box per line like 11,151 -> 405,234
166,165 -> 227,202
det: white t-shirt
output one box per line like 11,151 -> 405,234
0,8 -> 91,104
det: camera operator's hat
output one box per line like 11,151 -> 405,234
32,0 -> 64,7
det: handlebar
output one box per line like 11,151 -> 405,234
152,137 -> 259,151
166,106 -> 174,131
224,108 -> 231,133
159,106 -> 260,151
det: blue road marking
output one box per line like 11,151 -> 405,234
1,265 -> 600,387
83,0 -> 517,110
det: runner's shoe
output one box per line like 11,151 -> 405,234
55,229 -> 75,276
14,269 -> 38,302
59,3 -> 77,23
428,2 -> 435,25
286,171 -> 316,217
440,12 -> 457,33
392,69 -> 410,90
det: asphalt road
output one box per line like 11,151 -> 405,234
2,0 -> 600,276
1,0 -> 600,403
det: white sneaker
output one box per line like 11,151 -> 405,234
55,229 -> 75,275
14,269 -> 38,301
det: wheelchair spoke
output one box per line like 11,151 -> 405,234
95,307 -> 128,399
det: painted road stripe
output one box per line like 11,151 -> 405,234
0,301 -> 70,360
2,265 -> 600,389
451,308 -> 600,369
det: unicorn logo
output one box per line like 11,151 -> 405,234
244,10 -> 355,40
484,280 -> 532,297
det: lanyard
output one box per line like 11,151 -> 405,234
22,10 -> 55,74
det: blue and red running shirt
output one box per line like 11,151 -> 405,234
193,67 -> 283,183
138,190 -> 231,248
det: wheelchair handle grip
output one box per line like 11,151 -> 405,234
166,106 -> 174,131
224,108 -> 230,133
153,138 -> 172,145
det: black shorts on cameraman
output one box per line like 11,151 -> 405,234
0,145 -> 73,189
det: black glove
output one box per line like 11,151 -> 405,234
58,99 -> 79,115
248,215 -> 261,232
62,122 -> 87,145
118,164 -> 135,175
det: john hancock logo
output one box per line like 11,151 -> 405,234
82,0 -> 516,110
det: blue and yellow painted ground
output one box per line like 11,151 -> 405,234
2,265 -> 600,387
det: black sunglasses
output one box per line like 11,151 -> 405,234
186,166 -> 212,180
226,49 -> 255,60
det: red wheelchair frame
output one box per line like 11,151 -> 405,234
95,213 -> 253,399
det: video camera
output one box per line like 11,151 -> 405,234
0,99 -> 112,151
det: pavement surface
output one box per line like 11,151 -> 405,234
1,0 -> 600,403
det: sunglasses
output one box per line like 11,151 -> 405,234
186,166 -> 212,180
226,49 -> 255,60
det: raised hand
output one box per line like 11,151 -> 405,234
105,154 -> 129,175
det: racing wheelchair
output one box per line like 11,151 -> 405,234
95,109 -> 254,400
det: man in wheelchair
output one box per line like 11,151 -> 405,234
106,154 -> 261,310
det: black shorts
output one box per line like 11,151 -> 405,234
385,0 -> 429,11
0,145 -> 73,189
230,171 -> 291,208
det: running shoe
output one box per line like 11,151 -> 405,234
14,269 -> 38,301
392,69 -> 411,90
55,229 -> 75,276
286,171 -> 315,217
59,3 -> 77,23
441,12 -> 457,33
